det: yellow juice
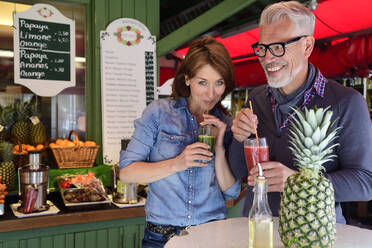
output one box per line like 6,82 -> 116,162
249,218 -> 273,248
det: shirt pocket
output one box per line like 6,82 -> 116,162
157,130 -> 186,159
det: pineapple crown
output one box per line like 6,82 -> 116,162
0,105 -> 14,126
14,101 -> 31,122
0,141 -> 14,162
29,101 -> 41,118
288,106 -> 341,175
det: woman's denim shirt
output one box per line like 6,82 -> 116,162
119,97 -> 240,226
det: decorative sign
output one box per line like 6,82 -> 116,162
13,4 -> 75,96
100,18 -> 157,165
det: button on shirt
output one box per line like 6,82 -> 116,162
119,97 -> 240,226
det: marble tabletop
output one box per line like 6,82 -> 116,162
165,217 -> 372,248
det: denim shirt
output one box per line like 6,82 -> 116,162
119,97 -> 240,226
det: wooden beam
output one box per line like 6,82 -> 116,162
157,0 -> 257,57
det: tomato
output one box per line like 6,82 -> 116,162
60,180 -> 71,188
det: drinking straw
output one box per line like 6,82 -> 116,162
249,100 -> 260,146
205,104 -> 209,115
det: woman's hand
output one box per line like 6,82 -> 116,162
172,142 -> 212,172
200,114 -> 226,149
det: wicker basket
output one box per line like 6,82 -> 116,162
51,130 -> 99,169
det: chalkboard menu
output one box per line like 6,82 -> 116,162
18,18 -> 70,81
14,4 -> 75,97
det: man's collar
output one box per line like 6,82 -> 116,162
266,68 -> 327,99
312,69 -> 326,98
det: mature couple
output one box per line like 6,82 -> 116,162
119,1 -> 372,247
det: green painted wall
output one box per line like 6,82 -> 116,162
0,217 -> 146,248
85,0 -> 160,164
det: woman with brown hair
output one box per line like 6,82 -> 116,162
119,36 -> 240,248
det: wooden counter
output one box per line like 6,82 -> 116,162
0,204 -> 145,233
0,183 -> 244,248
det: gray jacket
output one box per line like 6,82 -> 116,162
228,72 -> 372,224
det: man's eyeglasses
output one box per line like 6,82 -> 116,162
251,36 -> 307,57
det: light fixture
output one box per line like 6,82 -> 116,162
0,1 -> 31,26
0,50 -> 86,62
0,50 -> 13,58
308,0 -> 318,11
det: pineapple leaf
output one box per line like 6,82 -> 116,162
293,107 -> 306,126
319,120 -> 330,141
291,114 -> 304,133
0,141 -> 14,162
310,145 -> 320,154
290,123 -> 305,143
304,137 -> 314,148
315,107 -> 325,125
306,109 -> 318,130
0,105 -> 13,126
320,110 -> 333,131
288,129 -> 305,146
302,121 -> 313,138
311,127 -> 321,145
318,129 -> 340,151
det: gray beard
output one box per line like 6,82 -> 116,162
265,62 -> 304,88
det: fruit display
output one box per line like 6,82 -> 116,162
13,144 -> 45,154
49,139 -> 96,148
0,176 -> 8,204
29,101 -> 46,146
58,172 -> 108,204
0,141 -> 16,191
10,101 -> 31,145
0,105 -> 13,143
49,130 -> 99,169
278,107 -> 340,248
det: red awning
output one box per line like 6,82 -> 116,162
163,0 -> 372,87
234,33 -> 372,87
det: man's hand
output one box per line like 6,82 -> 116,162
231,108 -> 258,142
247,161 -> 298,192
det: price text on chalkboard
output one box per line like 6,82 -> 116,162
18,18 -> 71,81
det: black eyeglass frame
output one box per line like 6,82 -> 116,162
251,35 -> 308,58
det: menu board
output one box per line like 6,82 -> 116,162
100,18 -> 157,165
13,4 -> 75,97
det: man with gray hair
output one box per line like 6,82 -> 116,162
229,1 -> 372,223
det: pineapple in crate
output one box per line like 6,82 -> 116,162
279,106 -> 341,248
11,101 -> 31,145
0,105 -> 14,143
0,142 -> 16,191
29,101 -> 46,146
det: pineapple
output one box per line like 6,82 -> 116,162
0,105 -> 14,143
279,106 -> 341,248
29,102 -> 46,146
11,101 -> 31,145
0,142 -> 16,191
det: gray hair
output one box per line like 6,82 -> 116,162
259,1 -> 315,35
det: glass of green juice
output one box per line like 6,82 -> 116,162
198,125 -> 216,163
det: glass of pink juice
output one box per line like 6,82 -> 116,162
244,137 -> 269,173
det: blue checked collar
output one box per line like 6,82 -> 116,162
266,69 -> 327,129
